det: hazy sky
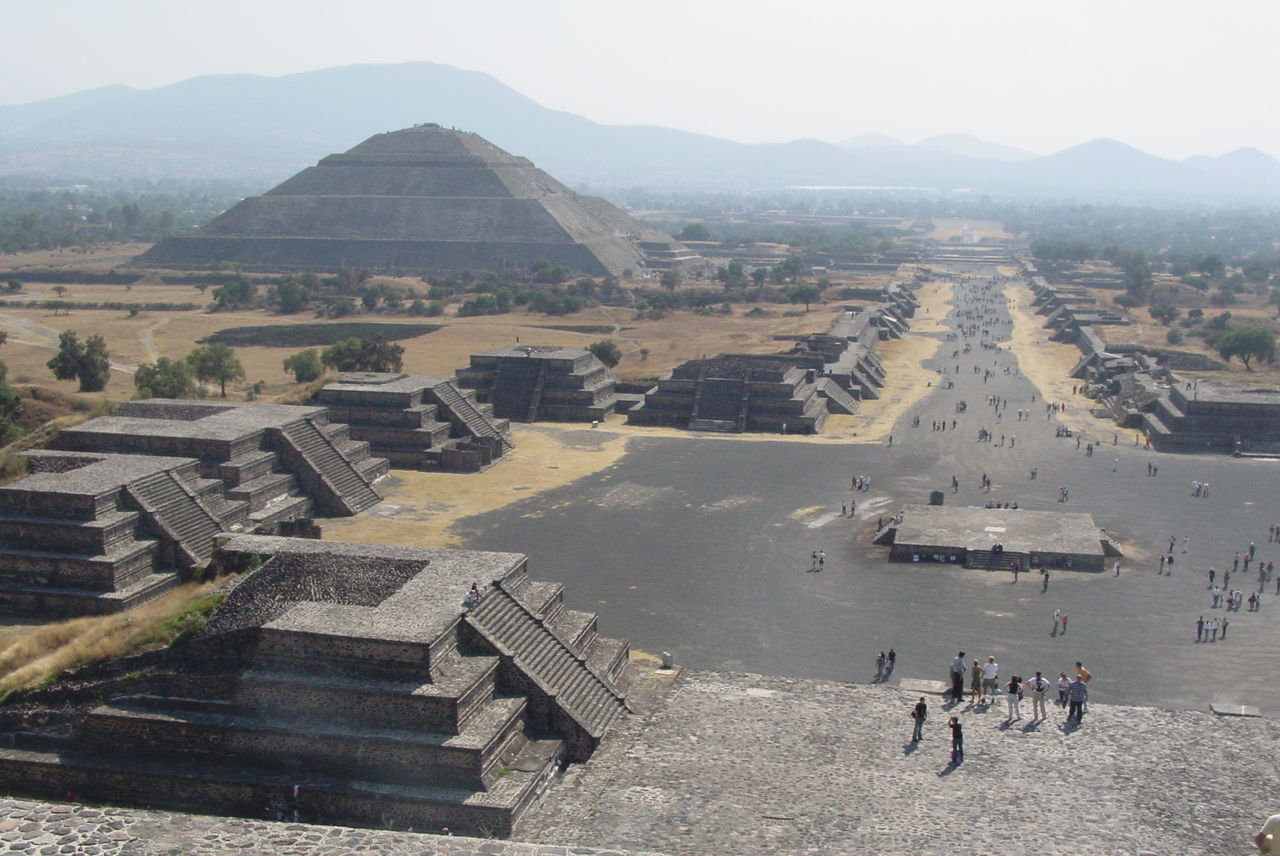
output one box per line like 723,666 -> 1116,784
3,0 -> 1275,159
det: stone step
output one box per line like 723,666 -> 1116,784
238,652 -> 502,733
0,570 -> 181,617
225,471 -> 297,513
0,732 -> 564,837
83,692 -> 531,788
0,509 -> 142,554
0,538 -> 159,592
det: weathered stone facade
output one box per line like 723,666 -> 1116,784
136,125 -> 697,277
313,373 -> 512,471
0,536 -> 632,837
456,347 -> 620,423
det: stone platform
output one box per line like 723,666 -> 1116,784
886,504 -> 1117,571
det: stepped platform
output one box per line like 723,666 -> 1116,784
0,451 -> 242,616
0,535 -> 632,835
884,504 -> 1116,572
458,347 -> 619,423
54,399 -> 386,519
315,372 -> 512,471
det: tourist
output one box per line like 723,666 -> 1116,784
910,696 -> 927,742
887,648 -> 896,675
1052,609 -> 1061,632
1208,568 -> 1216,587
1057,672 -> 1071,706
1060,613 -> 1069,633
1028,671 -> 1050,720
818,550 -> 825,570
1113,560 -> 1121,577
969,659 -> 982,702
1221,618 -> 1229,640
810,551 -> 818,571
948,716 -> 964,764
1196,616 -> 1204,642
1066,675 -> 1089,723
1004,675 -> 1022,721
875,651 -> 887,682
949,652 -> 967,702
980,656 -> 999,703
1255,814 -> 1280,853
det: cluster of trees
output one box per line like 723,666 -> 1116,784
134,343 -> 246,398
1213,327 -> 1276,370
665,221 -> 888,256
0,181 -> 247,255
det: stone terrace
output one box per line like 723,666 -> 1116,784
0,535 -> 632,837
0,670 -> 1272,855
55,400 -> 388,518
522,670 -> 1276,856
0,451 -> 243,615
457,347 -> 620,423
313,372 -> 512,471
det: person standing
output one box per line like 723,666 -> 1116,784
911,697 -> 928,742
1067,675 -> 1088,723
875,651 -> 887,682
948,716 -> 964,764
1028,671 -> 1050,720
1057,672 -> 1070,706
1196,615 -> 1204,642
981,656 -> 999,704
1004,675 -> 1022,721
969,659 -> 982,701
949,652 -> 967,702
886,648 -> 896,676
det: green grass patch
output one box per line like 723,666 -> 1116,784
202,322 -> 443,348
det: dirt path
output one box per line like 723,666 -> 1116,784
0,312 -> 137,376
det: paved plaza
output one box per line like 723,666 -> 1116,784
457,266 -> 1280,716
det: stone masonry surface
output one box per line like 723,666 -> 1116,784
0,798 -> 665,856
520,670 -> 1279,856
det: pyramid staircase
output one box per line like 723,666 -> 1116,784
431,380 -> 514,453
274,418 -> 382,515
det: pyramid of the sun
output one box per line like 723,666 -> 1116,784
137,124 -> 696,277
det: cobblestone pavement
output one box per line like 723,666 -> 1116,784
0,797 -> 663,856
521,670 -> 1279,856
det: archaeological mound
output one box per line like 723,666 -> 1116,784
137,124 -> 696,276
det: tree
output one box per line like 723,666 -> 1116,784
4,279 -> 20,293
188,343 -> 245,397
134,357 -> 198,398
717,260 -> 747,289
778,254 -> 807,284
320,337 -> 403,373
679,223 -> 711,242
47,330 -> 110,392
282,349 -> 324,383
273,274 -> 310,313
212,275 -> 256,311
751,267 -> 768,289
1196,253 -> 1226,279
1214,327 -> 1276,370
787,283 -> 822,311
587,339 -> 622,368
660,269 -> 682,291
1148,304 -> 1180,326
52,285 -> 67,299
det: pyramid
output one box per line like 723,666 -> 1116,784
136,124 -> 696,276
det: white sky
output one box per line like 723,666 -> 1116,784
2,0 -> 1275,159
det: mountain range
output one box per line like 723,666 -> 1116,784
2,61 -> 1278,200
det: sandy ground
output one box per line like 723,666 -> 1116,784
1005,277 -> 1122,441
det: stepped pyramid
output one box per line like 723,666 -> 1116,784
0,535 -> 633,836
137,124 -> 697,276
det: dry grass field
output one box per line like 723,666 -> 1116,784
0,243 -> 861,400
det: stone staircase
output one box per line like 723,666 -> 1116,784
818,378 -> 860,415
466,578 -> 629,759
275,419 -> 382,515
965,549 -> 1027,572
123,470 -> 224,567
432,380 -> 514,452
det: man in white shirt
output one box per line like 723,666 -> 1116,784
1255,814 -> 1280,852
980,656 -> 999,704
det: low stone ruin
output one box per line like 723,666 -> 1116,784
0,401 -> 388,615
313,373 -> 512,471
456,346 -> 620,422
0,535 -> 632,837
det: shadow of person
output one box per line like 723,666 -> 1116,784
902,741 -> 919,756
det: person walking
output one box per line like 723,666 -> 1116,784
875,651 -> 886,682
1028,671 -> 1050,720
911,697 -> 928,742
948,716 -> 964,765
886,648 -> 896,676
1196,615 -> 1204,642
1066,675 -> 1089,723
1004,675 -> 1022,721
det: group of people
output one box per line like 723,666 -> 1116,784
947,653 -> 1092,725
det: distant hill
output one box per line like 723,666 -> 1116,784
915,133 -> 1038,162
2,62 -> 1279,200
